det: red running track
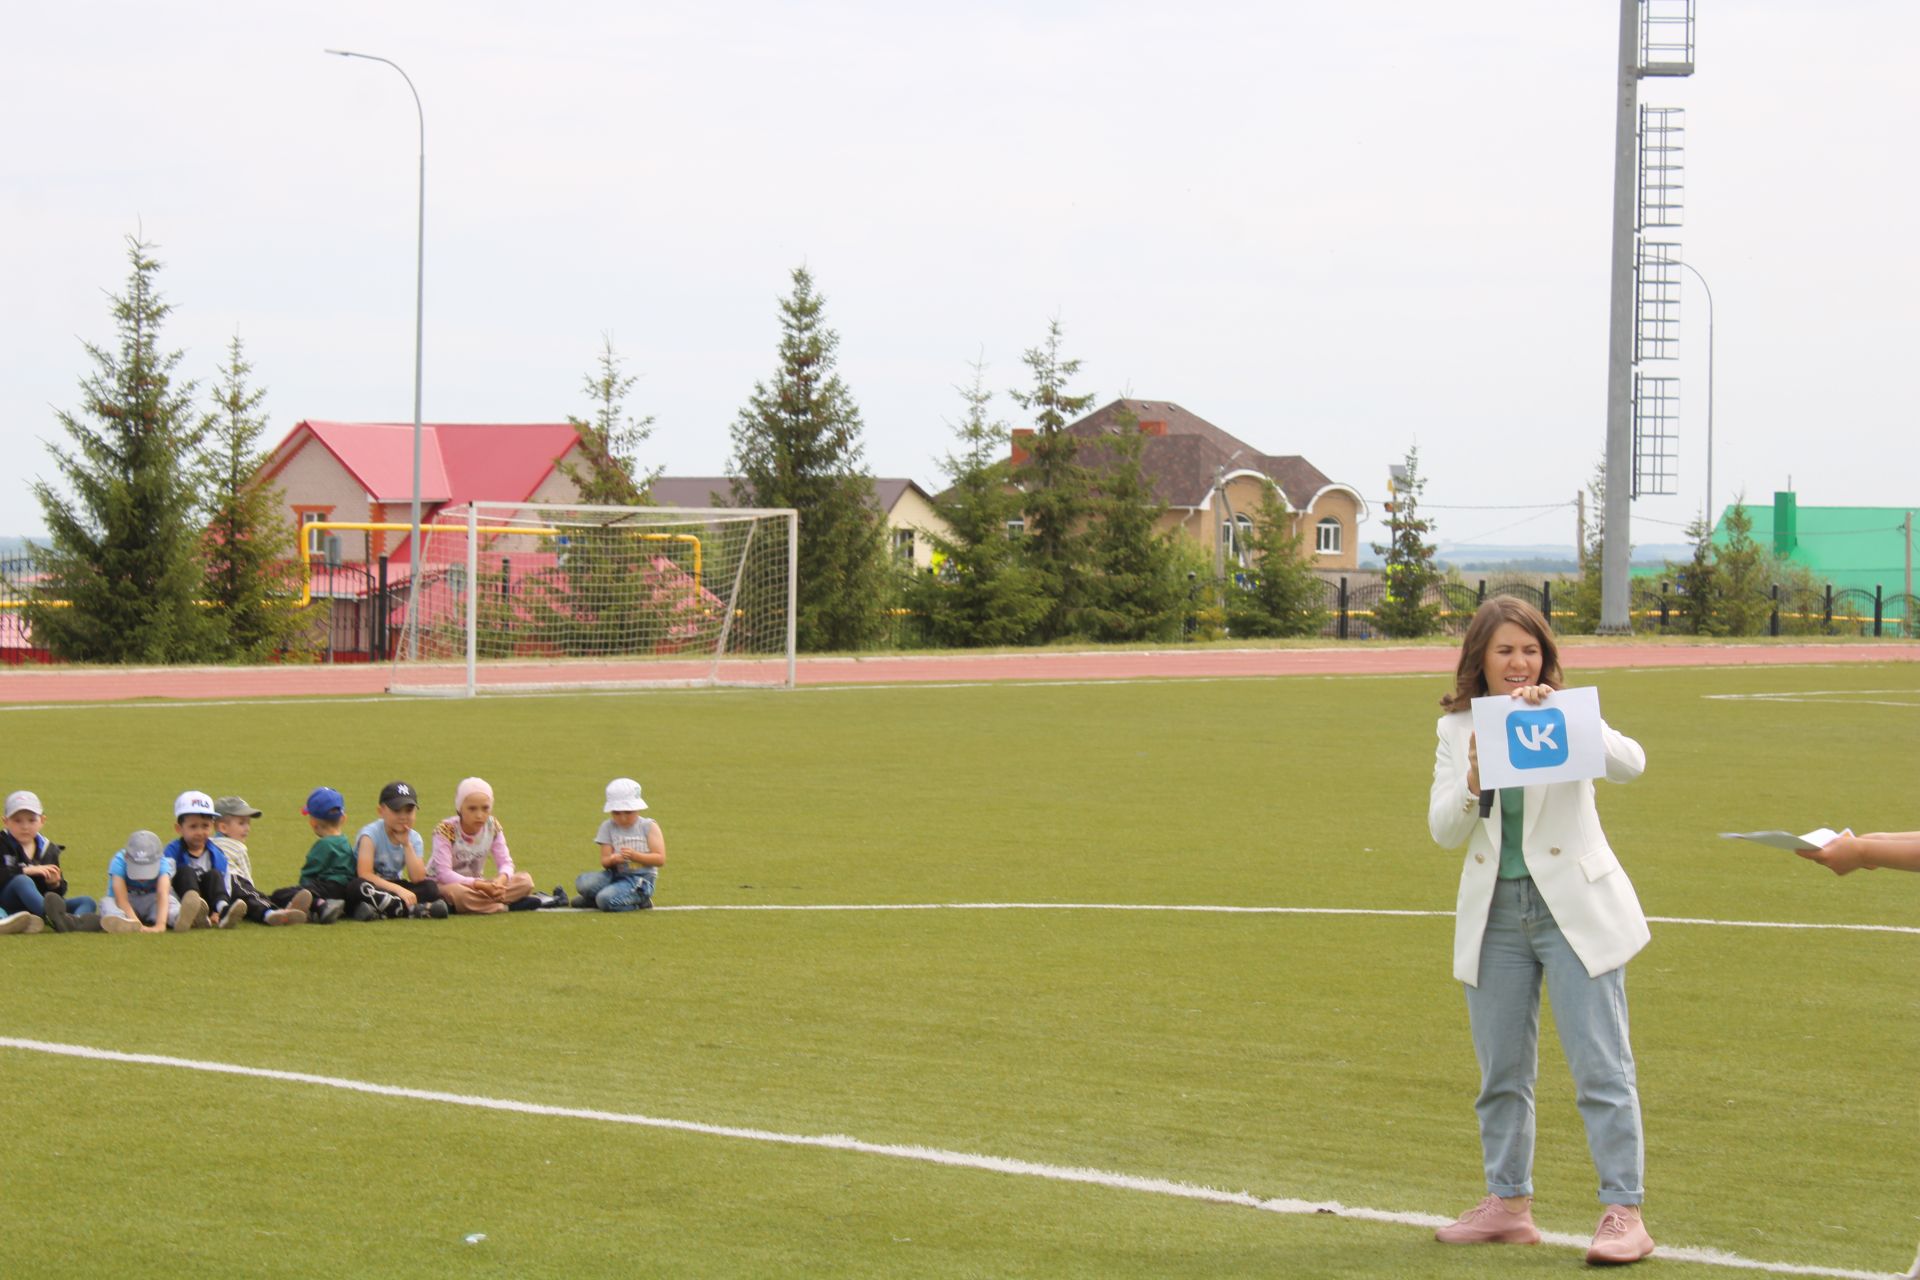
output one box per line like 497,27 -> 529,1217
0,642 -> 1914,705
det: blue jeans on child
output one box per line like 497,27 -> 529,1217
0,877 -> 94,917
575,869 -> 653,912
1462,877 -> 1645,1206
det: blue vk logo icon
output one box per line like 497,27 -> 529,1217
1506,708 -> 1568,769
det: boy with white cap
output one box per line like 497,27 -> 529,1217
209,795 -> 313,926
0,789 -> 100,932
571,777 -> 667,912
99,830 -> 207,934
165,790 -> 246,928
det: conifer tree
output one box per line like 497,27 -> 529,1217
1672,512 -> 1723,636
1370,446 -> 1441,638
1567,458 -> 1611,634
1714,499 -> 1771,635
518,338 -> 670,656
1008,319 -> 1095,641
1078,415 -> 1185,642
729,267 -> 887,651
905,357 -> 1049,646
27,237 -> 217,662
200,334 -> 309,660
563,335 -> 657,505
1226,482 -> 1328,637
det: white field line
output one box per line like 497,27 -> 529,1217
629,902 -> 1920,938
1704,690 -> 1920,708
0,1036 -> 1899,1280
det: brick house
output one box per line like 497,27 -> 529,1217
1012,399 -> 1368,573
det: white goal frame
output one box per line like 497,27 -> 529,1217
385,502 -> 798,697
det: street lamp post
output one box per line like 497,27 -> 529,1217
325,48 -> 425,659
1675,258 -> 1714,530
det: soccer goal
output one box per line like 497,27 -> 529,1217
386,502 -> 797,696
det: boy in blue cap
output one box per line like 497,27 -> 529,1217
269,787 -> 406,921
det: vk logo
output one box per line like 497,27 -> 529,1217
1507,708 -> 1568,769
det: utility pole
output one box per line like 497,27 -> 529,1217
1905,511 -> 1913,601
1577,488 -> 1587,561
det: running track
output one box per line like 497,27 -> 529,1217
1,641 -> 1915,704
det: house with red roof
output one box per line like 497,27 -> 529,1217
259,421 -> 585,566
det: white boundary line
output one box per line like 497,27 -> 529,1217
0,1036 -> 1899,1279
626,902 -> 1920,938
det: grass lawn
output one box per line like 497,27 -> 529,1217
0,660 -> 1915,1277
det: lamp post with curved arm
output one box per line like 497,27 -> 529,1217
1675,258 -> 1714,528
325,48 -> 426,658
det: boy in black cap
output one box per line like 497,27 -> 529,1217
351,781 -> 447,921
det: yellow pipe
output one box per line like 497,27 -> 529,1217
299,521 -> 702,608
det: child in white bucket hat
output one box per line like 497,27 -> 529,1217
570,778 -> 666,912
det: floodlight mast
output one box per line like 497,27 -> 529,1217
1599,3 -> 1641,634
325,48 -> 426,659
1601,0 -> 1695,632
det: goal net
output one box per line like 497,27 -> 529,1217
387,502 -> 797,696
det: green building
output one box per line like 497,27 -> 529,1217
1715,492 -> 1916,596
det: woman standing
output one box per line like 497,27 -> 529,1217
1427,597 -> 1655,1265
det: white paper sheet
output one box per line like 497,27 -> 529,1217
1469,685 -> 1606,790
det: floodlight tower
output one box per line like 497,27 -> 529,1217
1599,0 -> 1696,632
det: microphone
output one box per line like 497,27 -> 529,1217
1479,788 -> 1496,819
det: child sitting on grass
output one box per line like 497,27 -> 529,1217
428,777 -> 557,914
209,795 -> 313,925
165,790 -> 246,928
572,777 -> 666,912
1,789 -> 99,933
352,781 -> 447,921
270,787 -> 405,922
100,830 -> 206,934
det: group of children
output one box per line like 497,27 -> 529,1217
0,776 -> 666,935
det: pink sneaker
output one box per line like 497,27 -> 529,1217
1434,1194 -> 1542,1245
1586,1206 -> 1655,1265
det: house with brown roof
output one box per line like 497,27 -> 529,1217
1013,399 -> 1369,573
649,476 -> 954,570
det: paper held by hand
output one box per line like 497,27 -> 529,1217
1718,827 -> 1849,852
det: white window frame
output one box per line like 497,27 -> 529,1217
1316,517 -> 1342,555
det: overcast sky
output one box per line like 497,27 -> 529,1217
4,1 -> 1914,554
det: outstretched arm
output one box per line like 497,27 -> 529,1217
1798,831 -> 1920,875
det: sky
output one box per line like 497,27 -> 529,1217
4,1 -> 1915,556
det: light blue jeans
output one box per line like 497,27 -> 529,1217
1463,877 -> 1645,1206
575,869 -> 653,912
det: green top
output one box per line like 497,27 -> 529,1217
300,833 -> 355,884
1497,789 -> 1529,880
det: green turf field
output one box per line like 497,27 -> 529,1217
0,661 -> 1915,1278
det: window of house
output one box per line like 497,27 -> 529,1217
1316,517 -> 1342,555
1005,518 -> 1025,538
1222,513 -> 1254,566
893,528 -> 916,561
295,508 -> 333,556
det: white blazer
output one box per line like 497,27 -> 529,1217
1428,709 -> 1649,986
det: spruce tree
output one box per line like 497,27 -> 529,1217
1007,319 -> 1095,641
1078,415 -> 1185,642
563,335 -> 657,505
1671,513 -> 1723,636
27,237 -> 217,662
1714,499 -> 1771,635
1370,446 -> 1442,638
1567,458 -> 1610,634
729,267 -> 888,651
200,334 -> 310,661
905,357 -> 1049,647
1226,482 -> 1328,638
519,338 -> 671,656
